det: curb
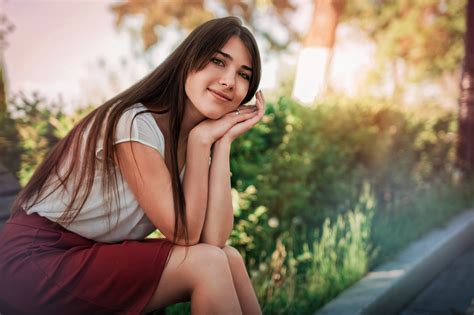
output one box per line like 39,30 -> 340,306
315,209 -> 474,315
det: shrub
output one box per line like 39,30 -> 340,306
3,92 -> 471,314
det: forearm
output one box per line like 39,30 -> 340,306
199,137 -> 234,248
182,133 -> 212,243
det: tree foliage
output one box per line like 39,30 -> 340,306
110,0 -> 466,85
0,14 -> 16,118
343,0 -> 467,82
110,0 -> 300,51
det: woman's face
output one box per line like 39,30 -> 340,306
185,36 -> 253,119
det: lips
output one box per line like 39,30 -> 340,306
208,88 -> 232,102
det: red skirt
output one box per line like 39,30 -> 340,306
0,209 -> 174,315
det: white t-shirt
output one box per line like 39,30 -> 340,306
25,103 -> 185,243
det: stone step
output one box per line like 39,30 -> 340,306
0,163 -> 20,196
315,209 -> 474,315
0,163 -> 20,231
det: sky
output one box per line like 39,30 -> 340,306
3,0 -> 437,113
2,0 -> 147,112
2,0 -> 293,113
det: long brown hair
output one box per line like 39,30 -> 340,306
12,16 -> 261,247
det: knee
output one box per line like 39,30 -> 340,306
193,243 -> 228,268
187,244 -> 234,285
222,245 -> 245,267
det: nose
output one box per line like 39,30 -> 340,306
219,71 -> 235,89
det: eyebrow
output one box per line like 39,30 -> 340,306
216,50 -> 253,72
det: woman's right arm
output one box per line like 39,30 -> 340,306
115,109 -> 256,246
115,131 -> 211,246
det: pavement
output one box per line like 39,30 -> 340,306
315,209 -> 474,315
400,242 -> 474,315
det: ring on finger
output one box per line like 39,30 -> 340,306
235,108 -> 240,116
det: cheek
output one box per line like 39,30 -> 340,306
184,76 -> 193,97
185,75 -> 204,101
236,85 -> 249,104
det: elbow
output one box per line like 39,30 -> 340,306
163,221 -> 203,247
167,232 -> 201,247
170,237 -> 200,247
198,235 -> 228,249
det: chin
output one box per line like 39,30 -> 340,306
208,111 -> 225,120
207,106 -> 232,120
197,108 -> 221,120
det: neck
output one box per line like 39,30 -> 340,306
153,99 -> 206,142
181,99 -> 206,139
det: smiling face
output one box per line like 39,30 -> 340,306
185,36 -> 253,120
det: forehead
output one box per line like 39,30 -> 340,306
218,36 -> 252,68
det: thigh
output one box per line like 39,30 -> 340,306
142,243 -> 229,313
222,245 -> 246,268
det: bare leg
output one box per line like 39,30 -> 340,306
142,243 -> 241,315
222,245 -> 262,315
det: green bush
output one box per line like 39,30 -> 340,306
223,95 -> 468,313
230,96 -> 458,230
0,109 -> 22,176
165,188 -> 374,315
5,92 -> 93,185
3,92 -> 472,314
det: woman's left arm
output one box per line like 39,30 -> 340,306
198,137 -> 233,247
199,91 -> 265,248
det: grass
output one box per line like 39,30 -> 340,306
152,180 -> 474,315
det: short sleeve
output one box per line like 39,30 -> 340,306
95,104 -> 165,160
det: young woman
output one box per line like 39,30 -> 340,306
0,16 -> 264,314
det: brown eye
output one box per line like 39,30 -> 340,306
211,58 -> 224,66
239,72 -> 250,81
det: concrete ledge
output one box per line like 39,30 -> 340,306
315,209 -> 474,315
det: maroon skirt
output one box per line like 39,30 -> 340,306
0,209 -> 174,315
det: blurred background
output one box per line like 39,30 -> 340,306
0,1 -> 473,314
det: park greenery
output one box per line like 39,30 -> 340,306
1,90 -> 472,314
0,1 -> 471,314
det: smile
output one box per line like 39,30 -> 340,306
208,88 -> 232,102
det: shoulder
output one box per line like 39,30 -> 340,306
100,103 -> 166,158
117,103 -> 164,139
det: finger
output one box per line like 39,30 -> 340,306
228,110 -> 258,122
256,91 -> 263,113
236,109 -> 261,125
233,105 -> 257,114
229,115 -> 260,135
226,108 -> 255,117
254,95 -> 263,117
216,111 -> 256,140
258,91 -> 265,116
227,106 -> 263,135
237,106 -> 257,113
239,93 -> 265,124
238,104 -> 257,109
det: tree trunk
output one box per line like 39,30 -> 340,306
0,63 -> 6,120
292,0 -> 345,103
456,0 -> 474,175
0,14 -> 15,121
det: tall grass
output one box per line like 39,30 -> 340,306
165,187 -> 374,315
3,92 -> 473,314
164,179 -> 473,315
